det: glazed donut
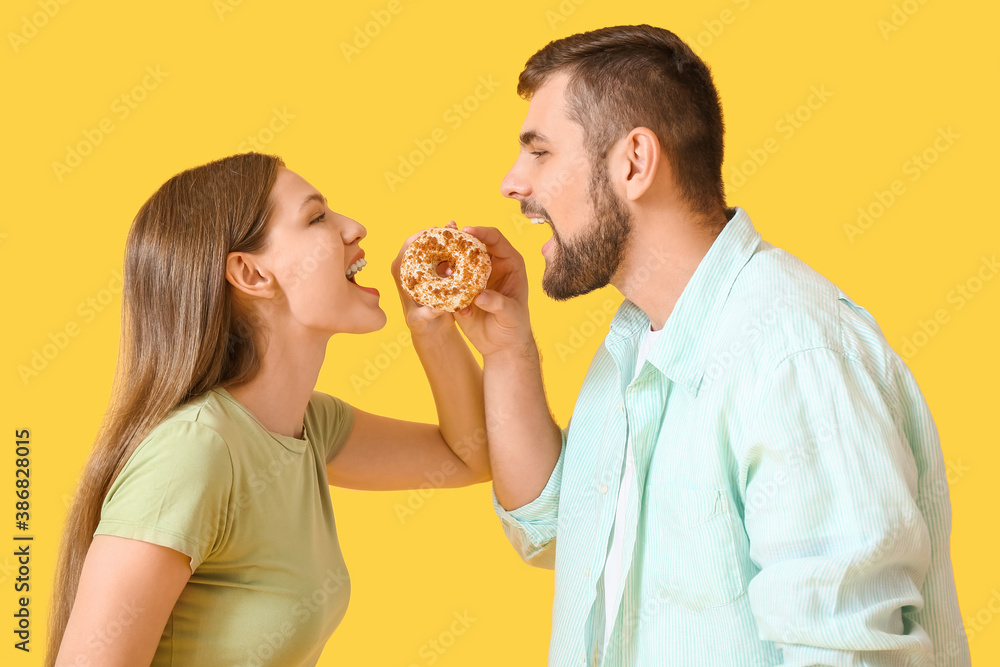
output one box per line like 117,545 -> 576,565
400,228 -> 492,312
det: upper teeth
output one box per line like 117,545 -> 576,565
530,217 -> 549,225
346,258 -> 366,278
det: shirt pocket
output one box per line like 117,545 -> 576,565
646,485 -> 745,611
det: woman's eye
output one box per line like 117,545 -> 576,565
310,212 -> 326,224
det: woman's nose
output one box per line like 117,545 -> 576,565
343,217 -> 367,245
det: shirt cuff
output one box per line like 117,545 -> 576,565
492,427 -> 566,546
94,519 -> 203,574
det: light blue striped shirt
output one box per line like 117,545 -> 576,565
494,208 -> 970,666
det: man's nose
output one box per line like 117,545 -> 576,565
500,159 -> 531,200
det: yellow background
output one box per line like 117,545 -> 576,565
3,0 -> 998,664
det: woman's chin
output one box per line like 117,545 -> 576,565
370,309 -> 388,332
326,308 -> 387,336
355,309 -> 388,334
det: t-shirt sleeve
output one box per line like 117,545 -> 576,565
93,420 -> 234,573
308,391 -> 356,464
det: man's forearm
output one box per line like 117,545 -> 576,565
483,337 -> 562,510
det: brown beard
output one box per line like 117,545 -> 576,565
542,160 -> 633,300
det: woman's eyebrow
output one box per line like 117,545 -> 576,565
299,193 -> 326,211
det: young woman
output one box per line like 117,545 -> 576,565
47,152 -> 490,666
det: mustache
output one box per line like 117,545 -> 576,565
520,200 -> 551,220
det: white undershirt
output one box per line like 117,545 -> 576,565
603,324 -> 662,651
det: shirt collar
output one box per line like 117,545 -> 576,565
606,207 -> 761,395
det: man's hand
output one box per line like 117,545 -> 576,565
454,225 -> 562,511
454,226 -> 535,358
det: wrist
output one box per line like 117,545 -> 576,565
409,319 -> 460,349
483,335 -> 539,366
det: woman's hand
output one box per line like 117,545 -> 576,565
390,221 -> 459,339
329,222 -> 491,491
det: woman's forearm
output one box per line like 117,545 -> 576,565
411,323 -> 491,480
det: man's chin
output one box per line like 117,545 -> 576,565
542,268 -> 604,301
540,266 -> 569,300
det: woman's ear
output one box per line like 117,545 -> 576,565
618,127 -> 662,202
226,252 -> 277,299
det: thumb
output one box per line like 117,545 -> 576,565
408,304 -> 448,325
473,289 -> 505,314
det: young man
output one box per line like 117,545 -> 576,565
454,25 -> 970,667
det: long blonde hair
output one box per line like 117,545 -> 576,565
46,152 -> 284,664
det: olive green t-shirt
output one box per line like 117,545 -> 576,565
94,386 -> 355,667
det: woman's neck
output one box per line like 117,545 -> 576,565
225,326 -> 328,439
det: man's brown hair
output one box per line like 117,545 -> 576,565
518,24 -> 726,216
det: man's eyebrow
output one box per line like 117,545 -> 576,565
519,130 -> 550,147
299,193 -> 326,211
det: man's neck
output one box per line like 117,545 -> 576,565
613,208 -> 728,331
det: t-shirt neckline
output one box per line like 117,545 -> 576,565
212,387 -> 309,454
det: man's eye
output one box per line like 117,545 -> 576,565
310,212 -> 326,224
531,151 -> 548,158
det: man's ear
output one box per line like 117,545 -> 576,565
618,127 -> 662,202
226,251 -> 277,299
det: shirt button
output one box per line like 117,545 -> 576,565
584,567 -> 590,578
599,483 -> 608,494
618,403 -> 624,413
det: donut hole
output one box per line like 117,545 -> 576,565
434,261 -> 453,278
